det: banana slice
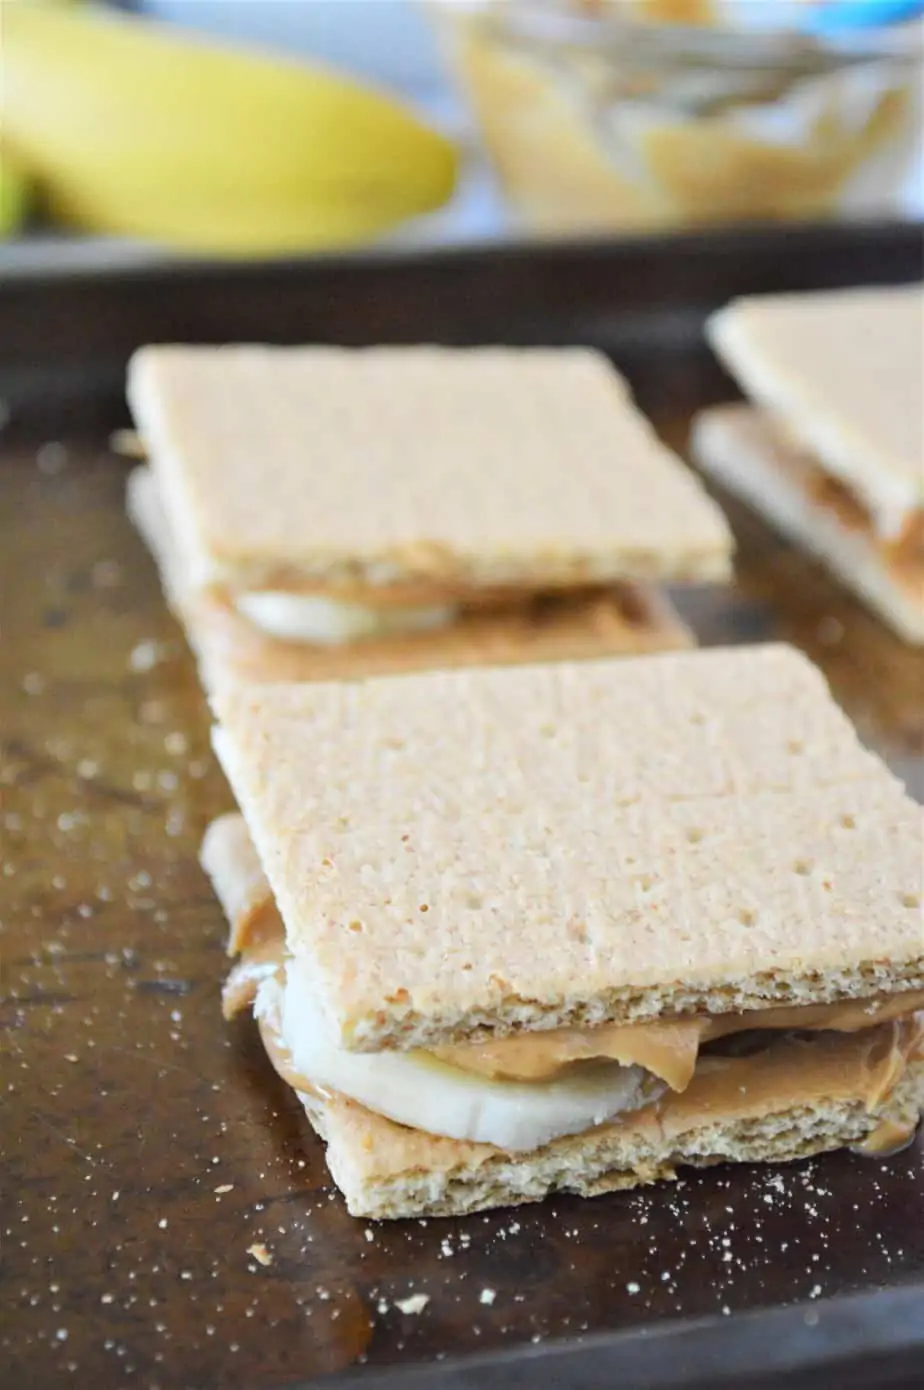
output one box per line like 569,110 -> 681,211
262,961 -> 658,1151
236,591 -> 457,646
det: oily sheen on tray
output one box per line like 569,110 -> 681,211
126,344 -> 732,686
202,645 -> 924,1219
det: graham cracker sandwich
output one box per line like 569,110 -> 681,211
693,284 -> 924,644
126,345 -> 732,688
203,645 -> 924,1220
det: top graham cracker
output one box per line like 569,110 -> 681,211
708,283 -> 924,537
127,345 -> 732,593
212,644 -> 924,1052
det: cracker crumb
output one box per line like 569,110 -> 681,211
129,640 -> 167,673
247,1244 -> 272,1267
214,1185 -> 234,1195
394,1293 -> 429,1316
91,559 -> 122,589
479,1288 -> 496,1306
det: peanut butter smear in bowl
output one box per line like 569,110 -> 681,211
432,0 -> 922,232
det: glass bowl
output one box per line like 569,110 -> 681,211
432,0 -> 923,232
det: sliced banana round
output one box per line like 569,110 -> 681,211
236,591 -> 457,646
263,961 -> 658,1152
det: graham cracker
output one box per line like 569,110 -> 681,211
691,404 -> 924,646
707,284 -> 924,538
127,344 -> 732,593
128,464 -> 693,689
211,646 -> 924,1052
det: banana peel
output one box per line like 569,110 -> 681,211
1,6 -> 459,254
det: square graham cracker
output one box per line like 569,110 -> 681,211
212,645 -> 924,1052
707,284 -> 924,537
127,344 -> 732,594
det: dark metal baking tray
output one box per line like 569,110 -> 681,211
1,222 -> 922,1390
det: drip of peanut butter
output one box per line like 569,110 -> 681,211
201,812 -> 280,958
256,995 -> 335,1104
852,1115 -> 919,1157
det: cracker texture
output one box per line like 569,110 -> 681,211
128,345 -> 731,589
692,404 -> 924,645
213,647 -> 924,1050
708,284 -> 924,534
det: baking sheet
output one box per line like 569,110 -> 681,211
1,225 -> 922,1390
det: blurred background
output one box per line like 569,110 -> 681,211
1,0 -> 922,268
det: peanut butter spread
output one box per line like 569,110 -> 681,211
222,893 -> 924,1109
445,3 -> 912,234
252,972 -> 922,1147
431,990 -> 924,1088
766,412 -> 924,591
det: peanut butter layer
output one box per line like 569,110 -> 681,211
129,465 -> 693,689
690,403 -> 924,645
255,975 -> 923,1152
761,413 -> 924,593
434,989 -> 924,1089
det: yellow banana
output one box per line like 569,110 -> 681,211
1,6 -> 458,254
0,144 -> 32,239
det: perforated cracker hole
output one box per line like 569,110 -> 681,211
788,739 -> 804,755
568,919 -> 589,944
465,892 -> 483,910
738,908 -> 758,927
418,903 -> 430,914
839,813 -> 857,830
794,859 -> 814,876
686,827 -> 705,845
539,722 -> 557,738
690,712 -> 706,726
899,892 -> 921,910
348,920 -> 364,934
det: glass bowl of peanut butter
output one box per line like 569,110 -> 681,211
431,0 -> 923,232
